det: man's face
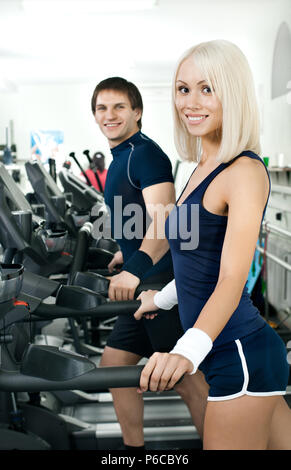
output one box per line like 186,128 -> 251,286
94,89 -> 142,148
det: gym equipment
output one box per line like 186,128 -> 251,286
83,149 -> 104,193
0,262 -> 145,450
0,219 -> 199,449
0,167 -> 135,354
0,162 -> 118,277
0,162 -> 72,276
25,159 -> 90,236
69,150 -> 92,188
24,159 -> 119,270
0,164 -> 122,357
0,165 -> 201,450
21,220 -> 164,355
58,159 -> 104,212
0,259 -> 198,450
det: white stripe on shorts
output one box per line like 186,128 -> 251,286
208,339 -> 286,401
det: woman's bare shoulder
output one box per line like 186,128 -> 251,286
226,156 -> 268,184
222,156 -> 269,203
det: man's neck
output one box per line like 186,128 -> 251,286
109,129 -> 140,149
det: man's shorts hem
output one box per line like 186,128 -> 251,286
105,339 -> 149,359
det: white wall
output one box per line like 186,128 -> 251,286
0,0 -> 290,197
0,81 -> 179,184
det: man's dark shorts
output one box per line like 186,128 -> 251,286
106,272 -> 184,358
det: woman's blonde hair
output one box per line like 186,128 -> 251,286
172,40 -> 261,163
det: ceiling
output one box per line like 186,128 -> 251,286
0,0 -> 287,88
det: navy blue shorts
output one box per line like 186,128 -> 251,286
199,323 -> 289,401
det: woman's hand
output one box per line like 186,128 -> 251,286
138,352 -> 193,393
107,250 -> 123,273
134,290 -> 159,320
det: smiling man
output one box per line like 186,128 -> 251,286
91,77 -> 176,299
90,77 -> 208,450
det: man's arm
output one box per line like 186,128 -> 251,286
108,182 -> 176,301
139,181 -> 176,262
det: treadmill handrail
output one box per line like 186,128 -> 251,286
0,365 -> 144,392
25,298 -> 142,320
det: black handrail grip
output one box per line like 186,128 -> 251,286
0,366 -> 184,393
30,299 -> 141,320
0,365 -> 144,392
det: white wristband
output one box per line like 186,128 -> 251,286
153,279 -> 178,310
170,328 -> 213,375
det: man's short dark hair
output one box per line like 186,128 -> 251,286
91,77 -> 143,129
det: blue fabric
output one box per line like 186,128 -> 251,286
165,151 -> 270,347
122,249 -> 153,280
104,131 -> 174,279
199,323 -> 289,399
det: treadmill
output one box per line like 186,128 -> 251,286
58,165 -> 104,213
0,162 -> 118,278
0,260 -> 201,450
25,160 -> 106,232
24,160 -> 120,273
0,162 -> 72,276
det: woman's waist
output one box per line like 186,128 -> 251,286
178,289 -> 263,348
177,282 -> 251,309
174,268 -> 220,293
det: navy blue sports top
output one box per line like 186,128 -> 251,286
165,151 -> 270,347
104,131 -> 174,279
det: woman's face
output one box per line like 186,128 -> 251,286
175,57 -> 223,142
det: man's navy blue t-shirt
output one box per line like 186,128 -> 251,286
104,131 -> 174,279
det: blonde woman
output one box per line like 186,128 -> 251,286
134,40 -> 291,450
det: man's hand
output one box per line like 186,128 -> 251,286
107,250 -> 123,273
108,270 -> 140,301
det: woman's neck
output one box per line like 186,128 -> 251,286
200,135 -> 221,166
